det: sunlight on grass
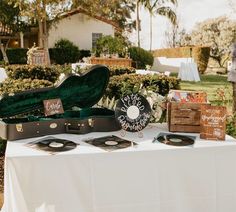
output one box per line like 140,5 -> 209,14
179,74 -> 233,112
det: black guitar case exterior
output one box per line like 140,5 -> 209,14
0,65 -> 121,140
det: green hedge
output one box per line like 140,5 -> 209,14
192,47 -> 210,74
153,46 -> 210,73
0,78 -> 53,95
0,48 -> 89,65
49,39 -> 80,64
108,65 -> 136,76
0,48 -> 28,64
129,47 -> 154,69
79,50 -> 91,59
5,65 -> 61,83
106,74 -> 180,99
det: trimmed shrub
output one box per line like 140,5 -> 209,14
106,74 -> 180,99
192,47 -> 210,74
0,78 -> 53,95
152,46 -> 210,73
108,65 -> 136,76
5,65 -> 61,83
79,50 -> 91,59
128,47 -> 154,69
0,48 -> 28,64
50,39 -> 80,64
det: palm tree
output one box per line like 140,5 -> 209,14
144,0 -> 177,50
136,0 -> 148,47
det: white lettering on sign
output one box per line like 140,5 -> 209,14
46,100 -> 61,113
117,93 -> 151,132
201,114 -> 226,123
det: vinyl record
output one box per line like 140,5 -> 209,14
85,135 -> 137,151
115,93 -> 151,132
36,138 -> 77,152
156,134 -> 195,146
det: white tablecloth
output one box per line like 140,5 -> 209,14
2,124 -> 236,212
178,61 -> 200,82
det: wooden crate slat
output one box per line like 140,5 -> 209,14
168,102 -> 208,133
169,125 -> 201,133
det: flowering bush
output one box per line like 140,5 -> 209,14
140,88 -> 166,123
106,74 -> 180,99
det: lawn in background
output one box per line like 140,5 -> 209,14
178,74 -> 233,113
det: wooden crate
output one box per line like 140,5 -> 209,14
90,57 -> 132,67
168,102 -> 206,133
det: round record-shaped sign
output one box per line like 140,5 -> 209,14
115,93 -> 151,132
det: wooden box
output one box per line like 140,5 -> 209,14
90,57 -> 132,67
168,102 -> 206,133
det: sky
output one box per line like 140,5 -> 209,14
130,0 -> 236,50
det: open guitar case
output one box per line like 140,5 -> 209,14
0,65 -> 121,140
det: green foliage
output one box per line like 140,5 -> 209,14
180,16 -> 236,67
108,65 -> 136,76
192,47 -> 210,74
79,50 -> 91,59
50,39 -> 80,64
129,47 -> 154,69
106,74 -> 180,99
0,0 -> 28,33
95,35 -> 126,56
226,114 -> 236,138
5,65 -> 60,83
0,78 -> 53,95
7,48 -> 28,64
0,49 -> 28,64
153,46 -> 211,73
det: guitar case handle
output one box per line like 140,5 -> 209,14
65,119 -> 94,134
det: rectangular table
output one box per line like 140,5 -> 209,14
2,124 -> 236,212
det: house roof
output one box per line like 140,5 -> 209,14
60,7 -> 121,31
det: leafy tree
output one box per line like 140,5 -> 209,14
180,16 -> 236,68
10,0 -> 135,65
0,0 -> 28,63
95,35 -> 126,57
72,0 -> 135,30
144,0 -> 177,50
135,0 -> 147,47
9,0 -> 74,65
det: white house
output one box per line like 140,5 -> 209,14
48,8 -> 119,50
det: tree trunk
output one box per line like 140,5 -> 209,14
38,20 -> 44,48
136,1 -> 140,47
37,15 -> 50,65
42,18 -> 50,65
150,13 -> 152,51
0,40 -> 9,64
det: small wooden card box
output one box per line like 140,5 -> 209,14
200,105 -> 226,140
168,102 -> 207,133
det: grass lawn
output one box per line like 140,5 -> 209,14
175,74 -> 233,113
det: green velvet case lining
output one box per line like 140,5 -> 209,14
0,65 -> 110,118
3,108 -> 114,124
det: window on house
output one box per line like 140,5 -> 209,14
92,33 -> 102,49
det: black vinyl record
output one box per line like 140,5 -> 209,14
36,138 -> 77,152
85,135 -> 137,151
155,133 -> 195,146
115,93 -> 151,132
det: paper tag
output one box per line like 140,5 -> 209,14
43,98 -> 64,116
